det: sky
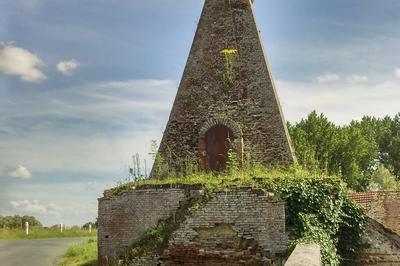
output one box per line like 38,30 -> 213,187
1,0 -> 400,226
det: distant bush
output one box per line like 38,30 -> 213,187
82,220 -> 98,230
0,215 -> 42,229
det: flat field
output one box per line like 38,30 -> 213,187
0,227 -> 97,240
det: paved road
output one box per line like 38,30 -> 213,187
0,237 -> 90,266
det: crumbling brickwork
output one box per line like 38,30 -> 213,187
358,218 -> 400,265
152,0 -> 296,177
98,187 -> 194,263
349,191 -> 400,234
98,187 -> 287,265
162,188 -> 287,265
349,192 -> 400,265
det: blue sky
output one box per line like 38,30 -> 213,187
1,0 -> 400,226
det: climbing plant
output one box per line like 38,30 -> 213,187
266,175 -> 366,266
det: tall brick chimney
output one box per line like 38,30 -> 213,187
151,0 -> 296,177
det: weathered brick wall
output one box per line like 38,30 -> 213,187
162,188 -> 287,265
98,187 -> 194,263
98,187 -> 288,266
358,218 -> 400,265
152,0 -> 296,177
349,191 -> 400,234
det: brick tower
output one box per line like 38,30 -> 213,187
152,0 -> 296,177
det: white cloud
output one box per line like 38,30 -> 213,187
57,59 -> 80,75
0,79 -> 177,174
5,165 -> 32,179
0,44 -> 47,82
316,73 -> 340,83
0,180 -> 105,226
9,200 -> 62,216
277,77 -> 400,125
395,68 -> 400,78
0,132 -> 160,176
348,74 -> 368,83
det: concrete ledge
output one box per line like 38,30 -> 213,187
285,244 -> 321,266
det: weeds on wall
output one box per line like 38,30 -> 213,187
180,90 -> 199,108
117,190 -> 212,265
226,148 -> 239,174
110,142 -> 365,266
151,145 -> 201,180
129,153 -> 148,181
219,48 -> 238,88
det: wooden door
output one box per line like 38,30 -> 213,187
205,125 -> 234,171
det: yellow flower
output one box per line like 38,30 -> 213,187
221,48 -> 238,55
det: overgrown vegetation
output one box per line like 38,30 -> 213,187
118,191 -> 211,265
288,111 -> 400,191
105,111 -> 400,265
106,166 -> 365,265
269,175 -> 365,265
58,239 -> 97,266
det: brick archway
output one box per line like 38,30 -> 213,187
197,119 -> 243,171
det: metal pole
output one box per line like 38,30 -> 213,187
60,223 -> 63,233
89,223 -> 92,233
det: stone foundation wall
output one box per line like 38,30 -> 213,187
350,191 -> 400,234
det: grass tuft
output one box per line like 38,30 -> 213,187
104,164 -> 325,198
58,239 -> 97,266
0,228 -> 97,240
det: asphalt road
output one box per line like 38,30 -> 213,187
0,237 -> 90,266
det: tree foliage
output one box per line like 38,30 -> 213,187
288,111 -> 400,191
0,215 -> 42,229
82,219 -> 98,230
268,176 -> 365,265
369,165 -> 399,191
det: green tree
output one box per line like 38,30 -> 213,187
0,215 -> 42,229
336,124 -> 378,190
288,111 -> 338,173
369,165 -> 399,191
386,114 -> 400,179
289,111 -> 379,191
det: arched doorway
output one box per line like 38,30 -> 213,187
205,125 -> 234,172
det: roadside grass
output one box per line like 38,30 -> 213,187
58,238 -> 97,266
0,227 -> 97,240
